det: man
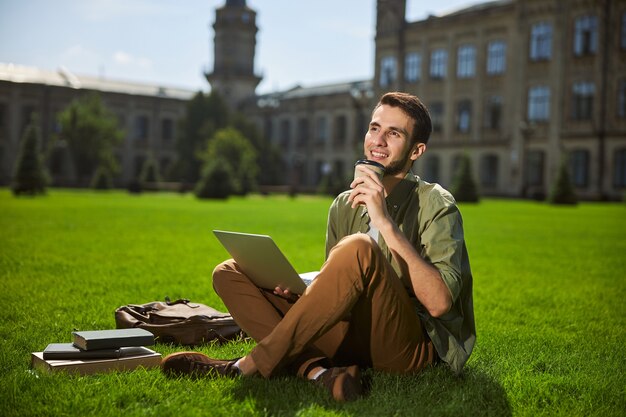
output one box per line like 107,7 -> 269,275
162,92 -> 475,402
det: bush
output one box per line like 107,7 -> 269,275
450,154 -> 480,203
90,166 -> 113,190
200,128 -> 258,196
140,156 -> 161,187
11,114 -> 49,196
548,156 -> 578,205
195,159 -> 236,199
127,180 -> 142,194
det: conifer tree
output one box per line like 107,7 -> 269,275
139,154 -> 162,189
90,165 -> 113,190
450,153 -> 480,203
548,156 -> 578,205
11,114 -> 48,196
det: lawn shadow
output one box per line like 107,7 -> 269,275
228,365 -> 511,416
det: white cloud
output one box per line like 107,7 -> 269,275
113,51 -> 132,64
112,50 -> 152,69
57,44 -> 102,75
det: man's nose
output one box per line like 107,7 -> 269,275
370,130 -> 386,146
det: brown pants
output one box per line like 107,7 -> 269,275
212,234 -> 436,378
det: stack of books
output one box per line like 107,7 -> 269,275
31,328 -> 161,375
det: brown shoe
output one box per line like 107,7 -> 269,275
161,351 -> 241,378
315,365 -> 362,402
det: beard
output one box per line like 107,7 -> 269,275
382,149 -> 413,177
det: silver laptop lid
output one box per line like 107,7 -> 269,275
213,230 -> 307,294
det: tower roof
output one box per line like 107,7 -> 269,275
225,0 -> 246,7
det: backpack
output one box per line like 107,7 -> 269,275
115,298 -> 243,346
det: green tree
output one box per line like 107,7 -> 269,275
548,156 -> 578,205
450,153 -> 480,203
140,154 -> 162,188
231,113 -> 284,185
195,159 -> 236,199
11,113 -> 49,196
56,93 -> 124,184
199,127 -> 258,195
90,165 -> 113,190
175,91 -> 230,185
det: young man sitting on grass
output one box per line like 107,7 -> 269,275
162,91 -> 476,402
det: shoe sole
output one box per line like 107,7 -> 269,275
333,365 -> 362,402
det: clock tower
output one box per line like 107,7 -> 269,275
205,0 -> 262,110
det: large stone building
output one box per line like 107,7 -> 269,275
0,63 -> 194,186
1,0 -> 625,199
373,0 -> 626,199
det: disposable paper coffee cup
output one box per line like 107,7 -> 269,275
354,159 -> 385,182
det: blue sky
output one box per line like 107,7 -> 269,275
0,0 -> 480,93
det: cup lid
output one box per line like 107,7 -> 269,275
355,159 -> 385,171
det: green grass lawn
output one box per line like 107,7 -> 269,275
0,189 -> 624,416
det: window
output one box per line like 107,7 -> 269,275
424,155 -> 440,183
486,40 -> 506,75
457,45 -> 476,78
569,150 -> 589,187
429,102 -> 444,133
333,115 -> 347,148
614,148 -> 626,187
160,157 -> 171,178
134,115 -> 149,140
457,100 -> 472,133
621,12 -> 626,49
21,105 -> 36,134
316,160 -> 331,183
451,154 -> 463,178
572,82 -> 595,120
279,119 -> 291,148
480,154 -> 499,187
530,22 -> 552,61
134,156 -> 146,178
333,160 -> 345,183
485,96 -> 503,130
297,118 -> 309,149
264,118 -> 273,142
379,56 -> 397,87
405,52 -> 421,83
528,86 -> 551,122
0,103 -> 6,141
316,116 -> 329,143
574,15 -> 598,56
161,118 -> 174,141
430,49 -> 448,79
526,150 -> 545,187
618,79 -> 626,118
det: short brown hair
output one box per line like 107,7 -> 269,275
374,92 -> 432,144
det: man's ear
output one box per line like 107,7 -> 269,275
410,142 -> 427,161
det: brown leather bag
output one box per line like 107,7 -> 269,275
115,298 -> 243,346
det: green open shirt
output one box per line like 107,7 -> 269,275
325,172 -> 476,374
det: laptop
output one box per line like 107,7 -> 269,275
213,230 -> 317,294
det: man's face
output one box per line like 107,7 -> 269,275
363,104 -> 422,177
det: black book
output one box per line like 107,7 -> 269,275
43,343 -> 154,360
72,328 -> 154,351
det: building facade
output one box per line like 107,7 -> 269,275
245,81 -> 374,190
374,0 -> 626,199
1,0 -> 625,199
0,64 -> 194,186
